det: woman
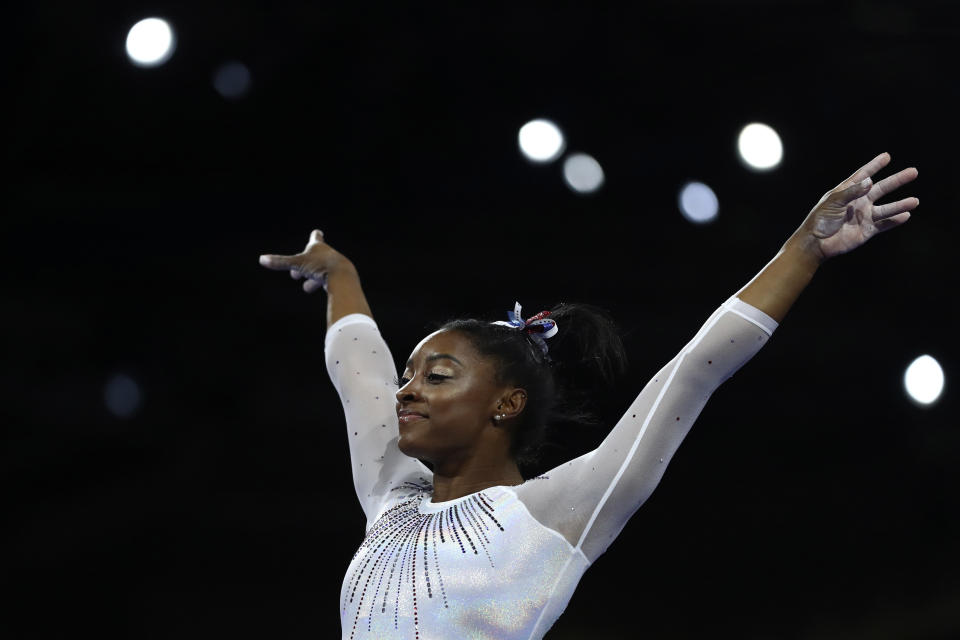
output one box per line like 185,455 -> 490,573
259,152 -> 918,639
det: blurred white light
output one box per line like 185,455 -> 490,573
678,181 -> 719,224
562,153 -> 605,194
737,122 -> 783,171
125,18 -> 176,68
213,61 -> 252,100
518,119 -> 565,163
104,373 -> 143,419
903,355 -> 945,406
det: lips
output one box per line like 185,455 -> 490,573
398,409 -> 427,425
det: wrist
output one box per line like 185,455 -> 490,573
327,256 -> 358,279
785,231 -> 826,270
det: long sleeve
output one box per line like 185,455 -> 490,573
324,314 -> 433,529
513,295 -> 778,563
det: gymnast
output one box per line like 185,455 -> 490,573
259,152 -> 918,639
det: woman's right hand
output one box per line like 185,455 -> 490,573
259,229 -> 353,293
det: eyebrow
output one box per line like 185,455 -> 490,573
405,353 -> 464,369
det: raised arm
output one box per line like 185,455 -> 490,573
260,230 -> 431,528
515,153 -> 918,562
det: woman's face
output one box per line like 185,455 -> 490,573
395,329 -> 506,464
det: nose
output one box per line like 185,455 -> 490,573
395,379 -> 420,404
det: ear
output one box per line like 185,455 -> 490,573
494,388 -> 528,422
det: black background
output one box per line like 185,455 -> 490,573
5,1 -> 959,638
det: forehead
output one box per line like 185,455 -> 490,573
405,329 -> 478,365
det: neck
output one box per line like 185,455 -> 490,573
428,456 -> 524,503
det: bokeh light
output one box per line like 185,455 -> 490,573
903,354 -> 945,406
562,153 -> 604,194
104,373 -> 143,418
125,17 -> 176,68
737,122 -> 783,171
213,61 -> 252,100
678,181 -> 719,224
518,119 -> 565,163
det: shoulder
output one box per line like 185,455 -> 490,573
325,313 -> 380,352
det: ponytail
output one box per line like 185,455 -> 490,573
440,302 -> 627,471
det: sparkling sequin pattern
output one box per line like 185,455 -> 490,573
342,481 -> 507,639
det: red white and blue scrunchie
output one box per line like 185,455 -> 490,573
492,301 -> 559,355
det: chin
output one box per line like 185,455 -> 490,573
397,434 -> 436,465
397,434 -> 421,458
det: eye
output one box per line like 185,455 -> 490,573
393,373 -> 450,387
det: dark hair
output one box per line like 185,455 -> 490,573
440,302 -> 628,471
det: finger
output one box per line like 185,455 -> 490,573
835,177 -> 874,206
873,197 -> 919,222
874,211 -> 911,233
259,254 -> 298,270
868,167 -> 918,203
290,269 -> 303,280
844,152 -> 891,186
303,278 -> 325,294
306,229 -> 325,249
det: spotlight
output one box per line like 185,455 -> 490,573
104,373 -> 143,419
213,61 -> 252,100
518,119 -> 566,164
903,355 -> 945,406
562,153 -> 604,194
125,17 -> 176,68
737,122 -> 783,171
678,181 -> 719,224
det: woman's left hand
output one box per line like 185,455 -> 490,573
800,152 -> 918,262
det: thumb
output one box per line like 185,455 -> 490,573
306,229 -> 325,249
837,177 -> 872,205
259,254 -> 298,270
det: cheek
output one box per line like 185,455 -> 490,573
440,385 -> 488,416
425,387 -> 489,437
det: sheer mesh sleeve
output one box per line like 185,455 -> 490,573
513,296 -> 779,563
324,314 -> 432,529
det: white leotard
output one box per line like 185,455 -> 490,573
327,296 -> 778,639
